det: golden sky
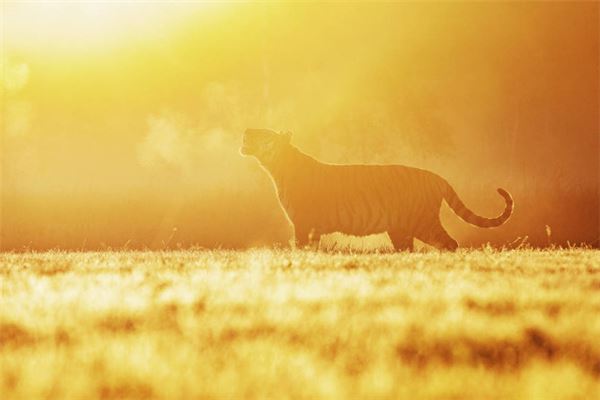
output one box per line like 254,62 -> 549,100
1,1 -> 598,249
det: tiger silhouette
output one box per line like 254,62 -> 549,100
240,128 -> 513,251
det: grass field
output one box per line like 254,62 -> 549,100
1,249 -> 599,399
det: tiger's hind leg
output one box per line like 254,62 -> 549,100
388,230 -> 414,252
418,221 -> 458,251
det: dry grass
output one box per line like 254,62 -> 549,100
1,249 -> 599,399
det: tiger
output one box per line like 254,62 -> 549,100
240,128 -> 513,251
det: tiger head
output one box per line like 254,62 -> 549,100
240,128 -> 292,162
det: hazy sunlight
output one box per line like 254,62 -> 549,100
3,1 -> 220,53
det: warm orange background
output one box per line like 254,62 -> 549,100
1,2 -> 598,250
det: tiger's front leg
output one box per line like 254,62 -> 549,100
293,225 -> 321,250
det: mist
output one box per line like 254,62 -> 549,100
1,2 -> 598,250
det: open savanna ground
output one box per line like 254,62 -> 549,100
1,249 -> 599,399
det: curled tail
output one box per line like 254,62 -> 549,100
443,183 -> 514,228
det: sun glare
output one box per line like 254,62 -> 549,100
3,1 -> 218,54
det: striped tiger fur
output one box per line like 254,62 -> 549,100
240,128 -> 514,251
